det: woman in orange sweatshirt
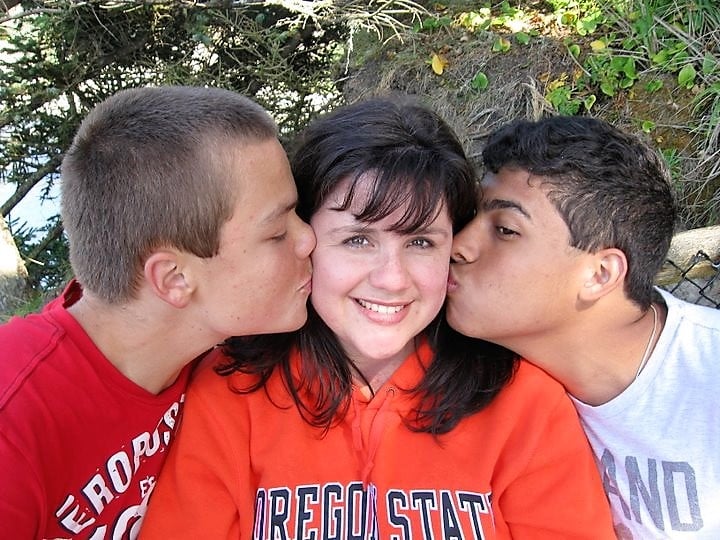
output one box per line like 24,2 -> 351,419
140,97 -> 614,539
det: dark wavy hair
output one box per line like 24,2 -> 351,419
218,97 -> 518,435
482,115 -> 678,309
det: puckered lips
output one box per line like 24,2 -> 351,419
298,270 -> 313,294
447,270 -> 459,293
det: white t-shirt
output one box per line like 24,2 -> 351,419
573,289 -> 720,539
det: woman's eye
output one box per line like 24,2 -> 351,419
409,238 -> 433,248
271,232 -> 288,241
344,236 -> 369,247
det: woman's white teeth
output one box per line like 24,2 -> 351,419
358,299 -> 404,314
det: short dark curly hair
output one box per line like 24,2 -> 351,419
482,115 -> 678,309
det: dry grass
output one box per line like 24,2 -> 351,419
343,23 -> 719,228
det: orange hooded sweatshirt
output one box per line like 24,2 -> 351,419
140,342 -> 613,539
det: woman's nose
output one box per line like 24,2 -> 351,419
368,250 -> 410,291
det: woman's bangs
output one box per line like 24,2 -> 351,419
347,168 -> 443,233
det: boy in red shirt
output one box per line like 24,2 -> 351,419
0,86 -> 315,539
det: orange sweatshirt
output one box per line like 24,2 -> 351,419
140,343 -> 613,539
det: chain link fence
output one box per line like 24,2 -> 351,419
659,251 -> 720,309
656,225 -> 720,309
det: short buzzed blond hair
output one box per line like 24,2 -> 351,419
61,86 -> 277,303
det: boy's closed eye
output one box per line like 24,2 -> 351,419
495,225 -> 519,237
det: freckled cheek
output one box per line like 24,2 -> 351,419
308,263 -> 353,327
415,263 -> 452,301
311,251 -> 359,287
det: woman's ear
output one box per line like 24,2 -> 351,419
143,250 -> 196,308
579,248 -> 628,302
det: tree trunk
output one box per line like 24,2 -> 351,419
0,214 -> 28,315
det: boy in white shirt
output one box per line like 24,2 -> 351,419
447,115 -> 720,539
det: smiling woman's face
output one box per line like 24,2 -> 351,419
309,174 -> 453,370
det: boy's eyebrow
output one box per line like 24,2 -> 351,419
261,200 -> 297,224
481,198 -> 532,220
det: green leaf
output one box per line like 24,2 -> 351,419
641,120 -> 655,133
623,58 -> 637,79
678,64 -> 696,89
632,17 -> 650,34
458,10 -> 491,31
560,12 -> 576,25
515,32 -> 530,45
419,16 -> 450,31
471,71 -> 489,90
651,49 -> 669,65
670,50 -> 689,71
568,43 -> 581,58
600,81 -> 615,96
583,94 -> 597,111
645,79 -> 663,93
622,37 -> 639,50
610,56 -> 626,71
580,18 -> 598,34
702,54 -> 717,76
492,37 -> 511,53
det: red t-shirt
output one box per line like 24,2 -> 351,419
0,281 -> 192,539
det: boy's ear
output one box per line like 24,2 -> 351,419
579,247 -> 627,301
143,250 -> 196,308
